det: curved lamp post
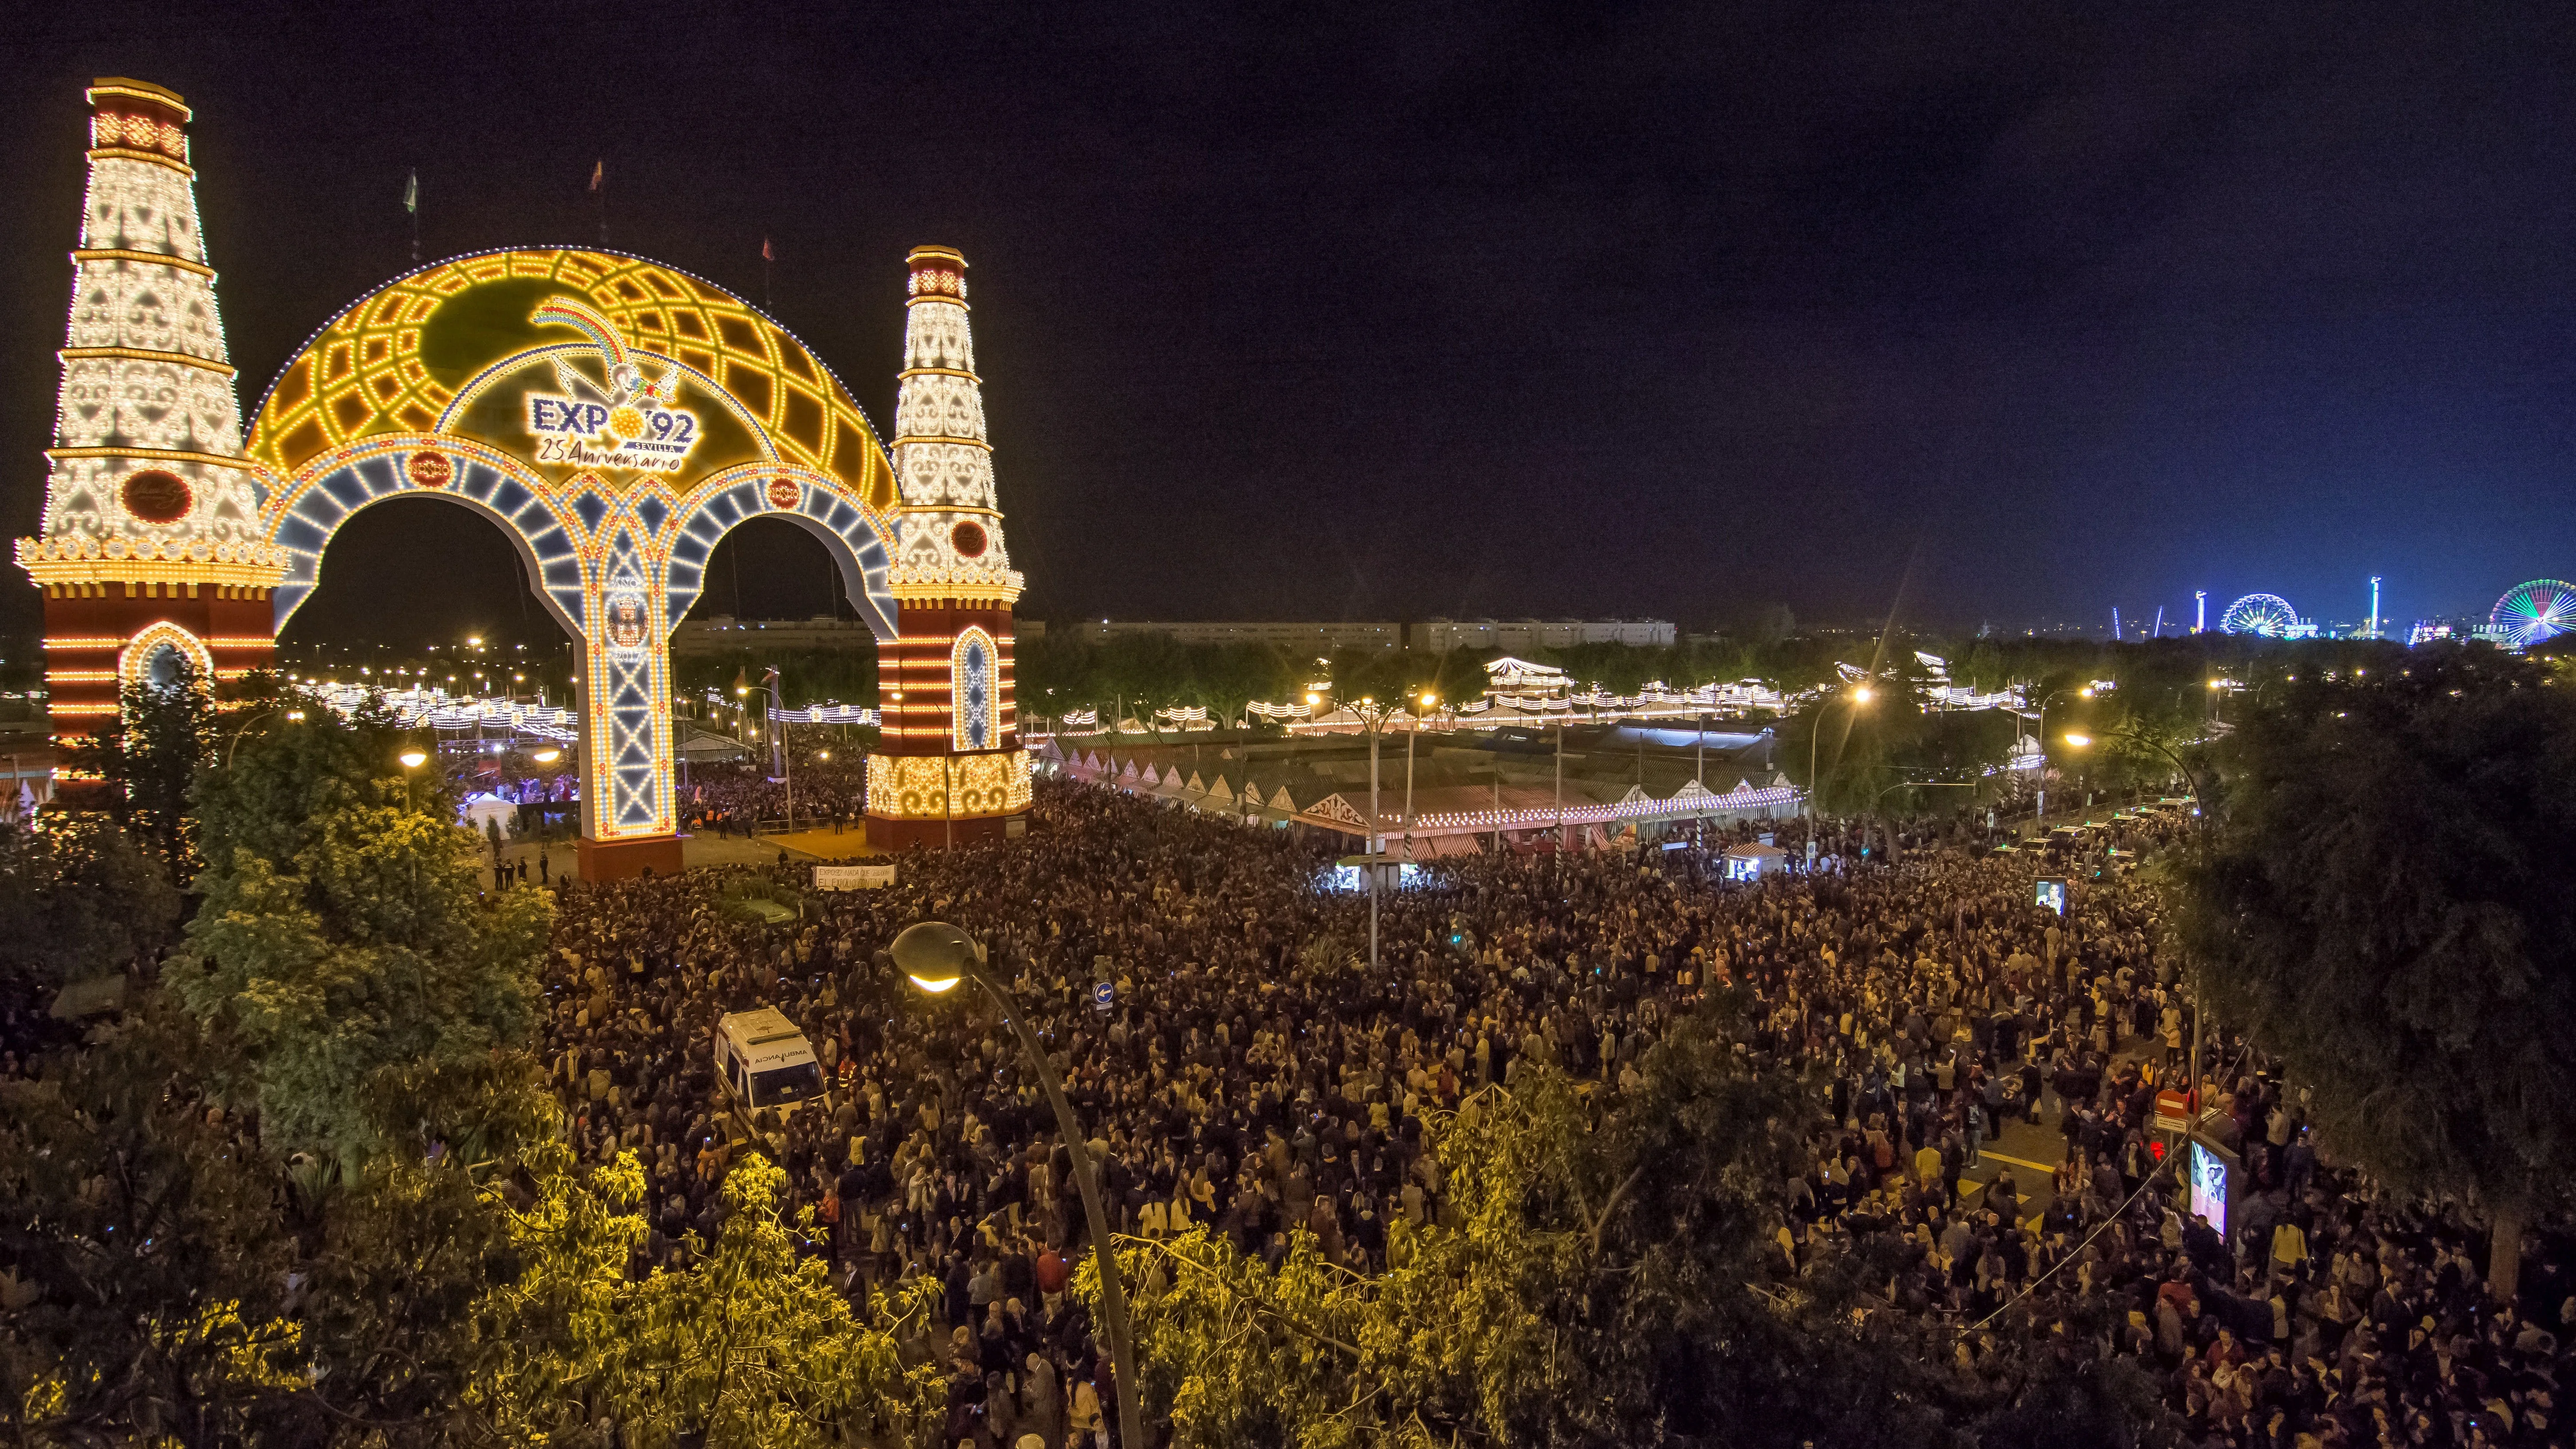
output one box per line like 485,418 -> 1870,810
1804,684 -> 1872,867
2063,727 -> 2211,1132
222,705 -> 307,767
893,920 -> 1143,1449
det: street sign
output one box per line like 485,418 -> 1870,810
2153,1089 -> 2193,1133
1092,980 -> 1115,1014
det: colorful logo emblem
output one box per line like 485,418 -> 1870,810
766,478 -> 800,509
525,297 -> 700,474
119,469 -> 192,523
604,587 -> 649,653
408,450 -> 454,488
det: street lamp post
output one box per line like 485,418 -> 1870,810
223,705 -> 308,767
893,922 -> 1143,1449
761,668 -> 793,834
1404,691 -> 1436,865
1346,697 -> 1402,971
2063,727 -> 2210,1130
1804,684 -> 1872,869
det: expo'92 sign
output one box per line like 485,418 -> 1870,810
525,395 -> 700,474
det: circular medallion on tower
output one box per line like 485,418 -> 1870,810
408,450 -> 454,488
119,469 -> 192,523
950,519 -> 988,558
766,477 -> 800,509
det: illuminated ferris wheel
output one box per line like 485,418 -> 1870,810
2491,579 -> 2576,647
2220,592 -> 2299,637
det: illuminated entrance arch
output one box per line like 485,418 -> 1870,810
21,83 -> 1028,868
244,249 -> 902,878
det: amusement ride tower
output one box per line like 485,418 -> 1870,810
866,246 -> 1031,847
17,78 -> 282,757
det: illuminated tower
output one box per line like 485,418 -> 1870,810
867,246 -> 1031,847
16,79 -> 282,756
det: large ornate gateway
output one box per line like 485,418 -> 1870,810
18,79 -> 1030,877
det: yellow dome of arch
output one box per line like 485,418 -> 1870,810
244,248 -> 896,509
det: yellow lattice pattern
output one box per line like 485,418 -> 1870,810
242,249 -> 894,507
867,749 -> 1031,818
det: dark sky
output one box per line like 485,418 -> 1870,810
4,1 -> 2573,644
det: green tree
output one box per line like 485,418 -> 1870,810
2170,644 -> 2576,1299
0,1008 -> 306,1446
65,660 -> 222,876
1115,1003 -> 1995,1448
473,1145 -> 947,1447
0,817 -> 179,1000
168,710 -> 553,1164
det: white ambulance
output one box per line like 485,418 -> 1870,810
712,1007 -> 827,1120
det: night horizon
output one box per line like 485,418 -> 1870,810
15,16 -> 2576,1444
5,4 -> 2573,643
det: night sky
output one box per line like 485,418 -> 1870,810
4,3 -> 2572,646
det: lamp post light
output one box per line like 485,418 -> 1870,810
893,922 -> 1142,1449
397,748 -> 429,810
1347,696 -> 1403,971
1804,684 -> 1872,869
223,706 -> 307,768
1403,691 -> 1436,865
2063,726 -> 2211,1128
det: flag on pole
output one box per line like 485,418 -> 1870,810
589,160 -> 604,192
762,236 -> 774,262
403,169 -> 418,215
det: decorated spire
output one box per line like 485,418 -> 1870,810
20,77 -> 276,591
886,246 -> 1019,603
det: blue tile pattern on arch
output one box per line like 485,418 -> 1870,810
261,440 -> 898,843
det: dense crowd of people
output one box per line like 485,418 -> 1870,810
521,775 -> 2576,1448
678,756 -> 870,837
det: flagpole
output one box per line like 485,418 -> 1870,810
404,169 -> 420,264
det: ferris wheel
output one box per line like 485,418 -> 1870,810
2220,592 -> 2299,637
2491,579 -> 2576,647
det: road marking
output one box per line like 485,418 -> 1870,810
1974,1151 -> 2057,1174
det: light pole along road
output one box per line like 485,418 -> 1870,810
891,920 -> 1144,1449
1804,682 -> 1872,867
2062,727 -> 2213,1137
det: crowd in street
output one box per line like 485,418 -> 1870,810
678,758 -> 870,838
520,775 -> 2570,1449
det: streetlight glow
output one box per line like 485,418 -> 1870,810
532,748 -> 560,763
2064,733 -> 2092,748
1852,686 -> 1873,703
906,973 -> 963,994
398,750 -> 427,768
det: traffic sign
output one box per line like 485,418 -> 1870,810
1092,980 -> 1115,1014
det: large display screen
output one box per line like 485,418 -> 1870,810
2189,1139 -> 2231,1238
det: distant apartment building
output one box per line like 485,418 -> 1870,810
1053,619 -> 1404,652
673,615 -> 1040,655
1043,618 -> 1673,652
678,615 -> 1674,656
1413,618 -> 1675,651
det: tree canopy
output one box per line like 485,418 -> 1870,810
2170,644 -> 2576,1288
167,706 -> 552,1164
